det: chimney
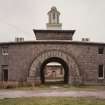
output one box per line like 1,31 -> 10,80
82,38 -> 90,42
15,37 -> 24,42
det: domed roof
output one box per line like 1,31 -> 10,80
51,6 -> 57,10
48,6 -> 60,15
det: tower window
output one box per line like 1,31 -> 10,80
53,13 -> 55,20
98,65 -> 104,79
2,47 -> 8,56
98,47 -> 104,54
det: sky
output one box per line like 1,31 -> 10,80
0,0 -> 105,42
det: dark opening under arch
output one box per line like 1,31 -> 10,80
40,57 -> 69,84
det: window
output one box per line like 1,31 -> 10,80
98,47 -> 104,54
60,67 -> 63,75
3,69 -> 8,81
1,65 -> 8,81
60,69 -> 63,75
2,47 -> 8,56
98,65 -> 104,79
53,13 -> 55,20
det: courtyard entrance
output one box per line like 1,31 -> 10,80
40,57 -> 69,84
28,50 -> 81,85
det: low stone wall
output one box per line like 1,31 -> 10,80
0,81 -> 30,88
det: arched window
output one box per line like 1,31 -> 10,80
53,13 -> 55,20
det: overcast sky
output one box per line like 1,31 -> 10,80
0,0 -> 105,42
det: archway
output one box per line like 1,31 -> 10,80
27,50 -> 81,85
40,57 -> 69,84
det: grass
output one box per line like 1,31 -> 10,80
1,85 -> 105,105
6,85 -> 105,91
0,97 -> 105,105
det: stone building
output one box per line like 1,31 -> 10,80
44,63 -> 64,83
0,6 -> 105,87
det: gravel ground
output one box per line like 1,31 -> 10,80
0,89 -> 105,99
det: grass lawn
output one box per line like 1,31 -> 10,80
0,97 -> 105,105
9,85 -> 105,91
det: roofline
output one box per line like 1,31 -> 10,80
33,29 -> 75,34
0,40 -> 105,46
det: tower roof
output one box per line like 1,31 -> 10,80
48,6 -> 60,15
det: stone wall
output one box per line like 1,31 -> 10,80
0,41 -> 105,86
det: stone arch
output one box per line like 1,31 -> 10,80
40,57 -> 69,84
27,50 -> 81,85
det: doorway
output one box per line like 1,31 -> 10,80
40,57 -> 69,84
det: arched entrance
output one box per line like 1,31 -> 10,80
27,50 -> 81,85
40,57 -> 69,84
